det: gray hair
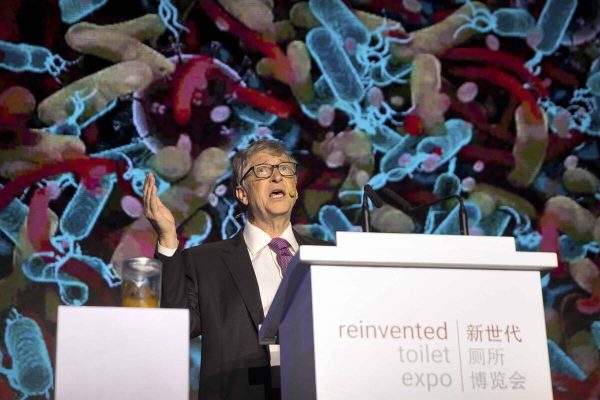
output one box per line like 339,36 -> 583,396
232,140 -> 296,188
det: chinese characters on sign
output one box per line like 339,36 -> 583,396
465,324 -> 526,391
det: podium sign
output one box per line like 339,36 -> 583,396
260,232 -> 556,400
312,266 -> 550,399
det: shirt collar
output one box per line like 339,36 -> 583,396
243,221 -> 299,257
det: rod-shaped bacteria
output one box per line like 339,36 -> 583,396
3,309 -> 53,398
543,195 -> 596,243
0,41 -> 68,77
37,60 -> 153,125
526,0 -> 578,69
309,0 -> 369,47
547,339 -> 587,381
416,119 -> 474,172
318,205 -> 353,241
216,0 -> 274,35
432,202 -> 481,235
478,211 -> 512,236
563,167 -> 600,194
0,196 -> 28,244
454,4 -> 535,38
493,8 -> 536,37
370,205 -> 414,233
65,24 -> 174,81
59,173 -> 116,241
469,182 -> 537,218
68,14 -> 167,42
508,105 -> 549,188
534,0 -> 578,55
59,0 -> 109,24
306,27 -> 364,103
410,54 -> 448,133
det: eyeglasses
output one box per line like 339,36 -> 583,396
240,162 -> 298,182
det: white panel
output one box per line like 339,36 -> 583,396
311,266 -> 552,400
55,306 -> 189,400
336,232 -> 517,254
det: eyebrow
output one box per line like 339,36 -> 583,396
252,159 -> 291,165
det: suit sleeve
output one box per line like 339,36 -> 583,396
157,247 -> 202,338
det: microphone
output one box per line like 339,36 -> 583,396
381,188 -> 470,235
361,184 -> 384,232
284,178 -> 297,198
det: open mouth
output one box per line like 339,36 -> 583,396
269,189 -> 285,199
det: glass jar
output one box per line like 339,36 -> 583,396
121,257 -> 162,308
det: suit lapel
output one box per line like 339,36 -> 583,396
222,229 -> 320,333
222,232 -> 264,331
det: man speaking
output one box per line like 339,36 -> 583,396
143,139 -> 327,400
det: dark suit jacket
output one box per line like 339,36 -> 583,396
158,229 -> 328,400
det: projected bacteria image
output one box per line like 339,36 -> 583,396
0,0 -> 598,398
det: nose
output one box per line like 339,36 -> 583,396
270,167 -> 283,181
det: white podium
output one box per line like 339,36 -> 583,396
259,232 -> 557,400
55,306 -> 189,400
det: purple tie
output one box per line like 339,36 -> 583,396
268,237 -> 293,275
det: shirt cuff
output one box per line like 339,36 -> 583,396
157,241 -> 178,257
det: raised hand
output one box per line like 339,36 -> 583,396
143,172 -> 177,248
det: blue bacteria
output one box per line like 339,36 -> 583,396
430,202 -> 481,235
492,8 -> 536,37
59,0 -> 109,24
0,233 -> 14,257
299,205 -> 355,242
477,211 -> 512,236
318,205 -> 354,241
306,28 -> 365,104
309,0 -> 410,86
1,309 -> 53,399
309,0 -> 371,78
309,0 -> 370,48
59,174 -> 116,241
14,172 -> 122,305
234,104 -> 278,126
303,0 -> 410,148
526,0 -> 578,70
532,0 -> 578,55
454,4 -> 535,39
420,120 -> 473,162
0,196 -> 28,245
372,125 -> 402,152
547,339 -> 587,381
0,41 -> 70,77
22,247 -> 121,306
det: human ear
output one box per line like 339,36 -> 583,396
235,185 -> 249,206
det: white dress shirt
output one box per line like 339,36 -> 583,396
157,221 -> 298,366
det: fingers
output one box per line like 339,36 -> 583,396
149,175 -> 159,214
143,172 -> 155,217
